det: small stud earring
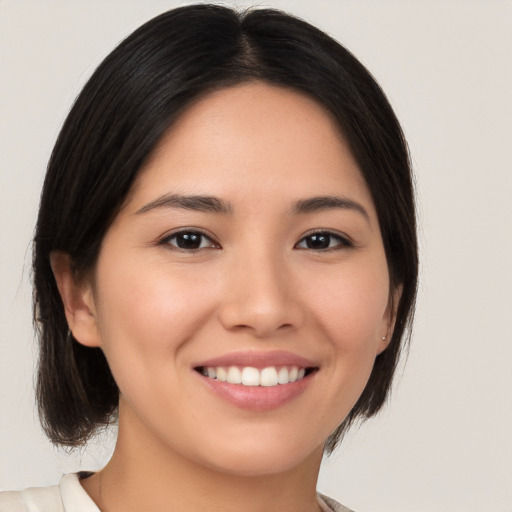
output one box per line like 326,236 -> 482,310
381,336 -> 387,341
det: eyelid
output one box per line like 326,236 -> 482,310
159,227 -> 221,250
294,229 -> 354,250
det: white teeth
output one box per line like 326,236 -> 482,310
241,367 -> 260,386
217,367 -> 227,382
260,367 -> 278,386
277,367 -> 289,384
227,366 -> 242,384
200,365 -> 310,387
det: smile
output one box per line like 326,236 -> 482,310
193,351 -> 319,411
196,366 -> 311,387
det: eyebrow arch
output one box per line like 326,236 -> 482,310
135,194 -> 232,215
292,195 -> 370,222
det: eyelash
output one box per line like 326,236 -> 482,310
160,229 -> 353,252
294,231 -> 353,251
160,229 -> 220,251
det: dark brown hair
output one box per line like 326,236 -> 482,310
33,4 -> 418,451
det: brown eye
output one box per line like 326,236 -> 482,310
164,231 -> 218,250
295,232 -> 351,250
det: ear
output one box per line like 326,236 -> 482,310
50,251 -> 101,348
377,284 -> 403,354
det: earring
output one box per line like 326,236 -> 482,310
381,336 -> 387,341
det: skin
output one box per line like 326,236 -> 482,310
52,82 -> 395,512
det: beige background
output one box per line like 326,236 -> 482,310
1,1 -> 511,511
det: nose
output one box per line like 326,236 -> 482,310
218,252 -> 303,338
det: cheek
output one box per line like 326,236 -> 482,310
304,260 -> 390,353
92,258 -> 219,384
293,260 -> 390,437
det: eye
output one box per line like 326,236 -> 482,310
295,231 -> 352,251
162,230 -> 219,251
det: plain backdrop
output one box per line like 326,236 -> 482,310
1,1 -> 511,511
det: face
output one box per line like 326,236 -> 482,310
76,83 -> 393,476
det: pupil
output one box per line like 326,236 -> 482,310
307,234 -> 329,249
177,233 -> 201,249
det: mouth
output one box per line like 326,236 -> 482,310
192,351 -> 319,410
194,365 -> 317,387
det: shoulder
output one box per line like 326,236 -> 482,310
0,474 -> 99,512
0,483 -> 63,512
318,492 -> 358,512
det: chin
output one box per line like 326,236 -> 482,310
193,433 -> 325,478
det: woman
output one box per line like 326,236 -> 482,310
1,4 -> 417,511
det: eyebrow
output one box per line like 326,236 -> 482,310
291,195 -> 370,222
135,193 -> 369,222
135,194 -> 232,215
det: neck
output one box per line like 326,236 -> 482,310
81,406 -> 324,512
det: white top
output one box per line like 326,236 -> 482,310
0,474 -> 354,512
0,474 -> 99,512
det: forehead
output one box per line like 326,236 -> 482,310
126,82 -> 375,216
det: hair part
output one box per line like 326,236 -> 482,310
34,4 -> 417,450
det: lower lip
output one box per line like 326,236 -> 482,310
196,372 -> 314,411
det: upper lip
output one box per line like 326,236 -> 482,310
193,350 -> 318,370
